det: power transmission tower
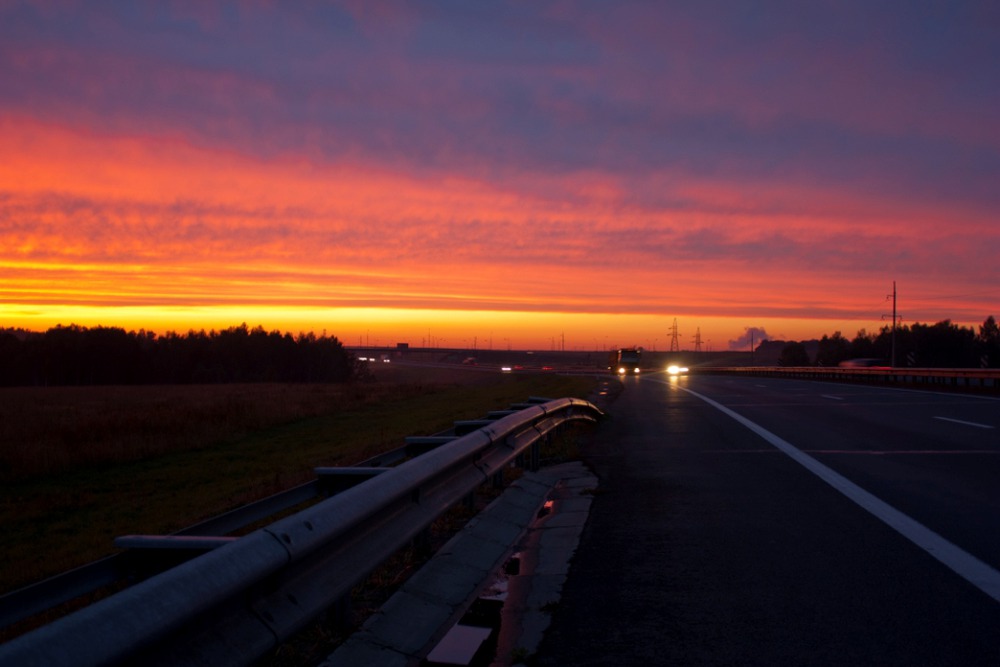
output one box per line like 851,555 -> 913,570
669,318 -> 680,352
692,327 -> 703,353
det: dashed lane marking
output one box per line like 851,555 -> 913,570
934,416 -> 994,430
702,449 -> 1000,455
678,384 -> 1000,605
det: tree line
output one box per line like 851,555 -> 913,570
0,323 -> 364,386
778,316 -> 1000,368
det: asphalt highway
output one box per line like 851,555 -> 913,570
534,373 -> 1000,666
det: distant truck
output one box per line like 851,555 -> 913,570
610,347 -> 642,375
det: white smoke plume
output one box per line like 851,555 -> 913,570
728,327 -> 770,351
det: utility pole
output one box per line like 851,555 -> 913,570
891,281 -> 897,368
692,327 -> 703,353
884,281 -> 898,368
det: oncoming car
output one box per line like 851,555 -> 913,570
667,364 -> 689,376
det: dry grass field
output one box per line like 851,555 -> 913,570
0,365 -> 597,596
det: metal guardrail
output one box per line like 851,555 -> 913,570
0,405 -> 549,632
0,396 -> 602,667
695,366 -> 1000,392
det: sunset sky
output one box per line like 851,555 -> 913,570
2,2 -> 997,351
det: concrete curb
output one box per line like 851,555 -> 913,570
490,465 -> 598,667
321,461 -> 597,667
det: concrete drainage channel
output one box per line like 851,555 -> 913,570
322,461 -> 598,667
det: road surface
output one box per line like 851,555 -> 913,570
535,373 -> 1000,665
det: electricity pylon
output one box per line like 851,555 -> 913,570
669,318 -> 680,352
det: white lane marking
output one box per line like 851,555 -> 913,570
678,384 -> 1000,604
934,416 -> 994,430
703,449 -> 1000,456
821,394 -> 844,401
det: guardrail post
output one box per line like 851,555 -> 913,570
511,429 -> 525,470
414,526 -> 433,557
329,593 -> 353,632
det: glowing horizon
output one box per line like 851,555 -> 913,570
0,302 -> 986,355
1,4 -> 997,352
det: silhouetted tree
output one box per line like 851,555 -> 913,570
908,320 -> 977,367
979,316 -> 999,368
848,329 -> 878,360
0,331 -> 26,384
816,331 -> 851,366
0,323 -> 359,386
778,342 -> 811,366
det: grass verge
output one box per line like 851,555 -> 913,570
0,371 -> 597,596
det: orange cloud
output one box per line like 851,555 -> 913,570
1,116 -> 995,348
